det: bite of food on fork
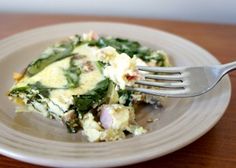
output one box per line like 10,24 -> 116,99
127,61 -> 236,97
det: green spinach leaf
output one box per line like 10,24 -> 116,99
64,58 -> 81,88
72,78 -> 110,116
28,82 -> 51,98
89,37 -> 166,63
9,86 -> 30,95
95,61 -> 106,73
118,89 -> 133,106
9,82 -> 51,98
25,39 -> 77,77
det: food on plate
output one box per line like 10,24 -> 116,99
8,31 -> 170,142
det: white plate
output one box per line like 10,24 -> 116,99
0,22 -> 231,168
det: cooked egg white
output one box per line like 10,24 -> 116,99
80,104 -> 146,142
81,113 -> 103,142
96,46 -> 144,89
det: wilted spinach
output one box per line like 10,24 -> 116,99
89,37 -> 165,64
118,89 -> 133,106
25,35 -> 85,77
64,58 -> 81,88
71,78 -> 110,116
9,81 -> 52,98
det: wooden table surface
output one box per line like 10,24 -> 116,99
0,13 -> 236,168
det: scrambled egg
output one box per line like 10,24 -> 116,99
81,104 -> 146,142
96,46 -> 144,89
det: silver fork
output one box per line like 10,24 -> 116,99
126,61 -> 236,97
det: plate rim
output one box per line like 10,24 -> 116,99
0,21 -> 232,168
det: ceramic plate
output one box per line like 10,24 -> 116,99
0,22 -> 231,167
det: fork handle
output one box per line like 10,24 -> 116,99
221,61 -> 236,74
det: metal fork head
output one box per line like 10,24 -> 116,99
126,65 -> 223,98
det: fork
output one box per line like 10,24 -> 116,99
126,61 -> 236,97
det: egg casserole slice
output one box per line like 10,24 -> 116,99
8,32 -> 170,142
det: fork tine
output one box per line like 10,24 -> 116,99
126,87 -> 188,97
144,74 -> 183,81
138,66 -> 185,73
135,80 -> 186,88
